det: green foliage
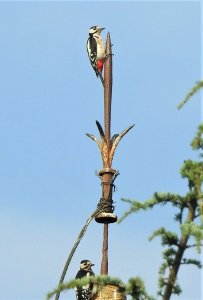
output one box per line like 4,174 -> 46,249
191,123 -> 203,152
159,261 -> 168,276
172,283 -> 182,296
181,221 -> 203,252
46,275 -> 155,300
163,248 -> 176,267
181,258 -> 202,268
174,209 -> 184,224
119,189 -> 203,298
118,192 -> 186,224
117,198 -> 146,223
149,228 -> 179,247
158,248 -> 176,280
180,160 -> 203,191
158,277 -> 182,297
158,266 -> 182,297
126,277 -> 155,300
177,80 -> 203,109
46,276 -> 125,300
119,123 -> 203,299
152,192 -> 186,207
158,278 -> 182,297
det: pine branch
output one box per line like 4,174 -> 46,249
180,160 -> 203,187
186,243 -> 203,249
194,213 -> 201,219
181,258 -> 202,268
174,209 -> 184,224
177,80 -> 203,110
46,276 -> 125,300
119,191 -> 202,299
126,277 -> 155,300
159,262 -> 169,276
172,283 -> 182,295
181,221 -> 203,252
149,227 -> 179,247
46,275 -> 155,300
160,195 -> 198,299
191,123 -> 203,151
119,192 -> 186,223
153,192 -> 186,207
117,198 -> 145,223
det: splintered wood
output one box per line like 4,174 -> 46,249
92,285 -> 126,300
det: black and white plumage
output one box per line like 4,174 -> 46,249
75,260 -> 95,300
87,26 -> 105,85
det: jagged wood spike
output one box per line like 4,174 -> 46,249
85,133 -> 102,150
111,134 -> 119,145
119,124 -> 135,139
109,124 -> 135,165
96,120 -> 105,139
86,133 -> 97,141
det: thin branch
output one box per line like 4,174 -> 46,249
177,80 -> 203,109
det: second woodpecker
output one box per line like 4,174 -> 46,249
87,26 -> 106,85
75,260 -> 96,300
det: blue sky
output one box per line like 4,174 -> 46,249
0,1 -> 201,300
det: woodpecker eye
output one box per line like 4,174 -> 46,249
90,26 -> 97,31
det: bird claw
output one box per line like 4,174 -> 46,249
105,52 -> 114,59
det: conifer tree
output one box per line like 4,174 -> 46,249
119,80 -> 203,299
119,123 -> 203,299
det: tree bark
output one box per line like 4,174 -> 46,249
162,205 -> 196,300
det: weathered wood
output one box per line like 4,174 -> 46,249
92,285 -> 126,300
100,33 -> 113,276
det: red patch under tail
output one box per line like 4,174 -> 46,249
97,60 -> 104,73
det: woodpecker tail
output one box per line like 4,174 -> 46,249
98,72 -> 104,86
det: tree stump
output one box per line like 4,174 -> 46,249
92,285 -> 126,300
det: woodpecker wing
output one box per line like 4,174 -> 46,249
76,287 -> 92,300
87,36 -> 99,77
75,269 -> 95,300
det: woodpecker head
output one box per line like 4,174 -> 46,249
80,260 -> 95,271
89,26 -> 105,36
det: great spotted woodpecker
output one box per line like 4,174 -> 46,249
87,26 -> 105,85
75,260 -> 96,300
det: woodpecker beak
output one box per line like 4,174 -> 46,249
90,262 -> 95,266
98,27 -> 105,33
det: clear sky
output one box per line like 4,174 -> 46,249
0,1 -> 201,300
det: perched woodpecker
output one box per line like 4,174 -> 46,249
87,26 -> 106,85
75,260 -> 96,300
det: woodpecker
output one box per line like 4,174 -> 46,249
87,26 -> 106,85
75,260 -> 96,300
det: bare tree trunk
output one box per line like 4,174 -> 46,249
162,205 -> 196,300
